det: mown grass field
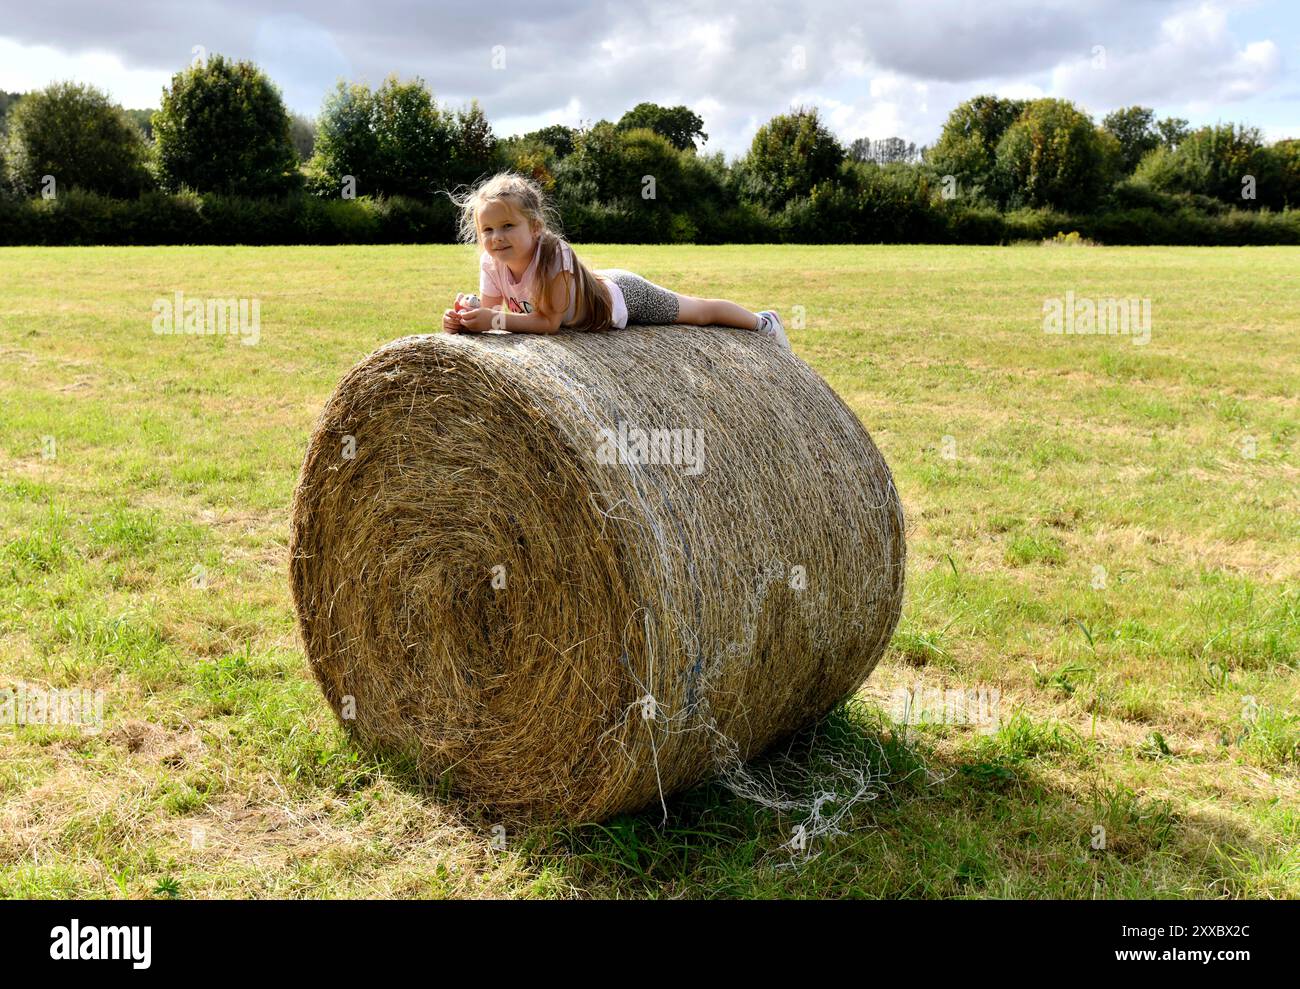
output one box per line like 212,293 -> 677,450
1,243 -> 1296,899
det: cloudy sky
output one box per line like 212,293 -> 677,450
1,0 -> 1296,159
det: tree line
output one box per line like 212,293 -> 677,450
1,54 -> 1297,245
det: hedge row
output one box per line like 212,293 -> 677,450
1,188 -> 1297,246
0,190 -> 459,246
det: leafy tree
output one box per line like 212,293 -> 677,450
614,126 -> 695,207
307,81 -> 378,195
565,117 -> 620,191
522,124 -> 578,159
121,108 -> 156,141
1130,146 -> 1197,197
449,99 -> 497,187
994,98 -> 1114,211
506,142 -> 557,190
1156,116 -> 1190,150
370,76 -> 454,198
615,103 -> 708,152
741,105 -> 844,212
1133,123 -> 1283,208
499,124 -> 575,189
928,95 -> 1029,198
1103,106 -> 1160,174
496,133 -> 561,190
289,113 -> 316,162
1271,138 -> 1300,208
896,139 -> 920,164
5,81 -> 153,196
153,54 -> 299,195
1182,124 -> 1277,206
557,120 -> 621,202
554,121 -> 728,237
850,136 -> 919,165
308,76 -> 457,199
556,120 -> 661,208
0,91 -> 25,133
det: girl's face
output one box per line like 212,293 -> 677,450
477,200 -> 537,268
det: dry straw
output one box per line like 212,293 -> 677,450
290,325 -> 906,824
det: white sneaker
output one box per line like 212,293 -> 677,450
755,310 -> 791,351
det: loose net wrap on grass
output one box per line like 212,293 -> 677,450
290,326 -> 905,825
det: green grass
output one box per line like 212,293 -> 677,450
0,243 -> 1296,899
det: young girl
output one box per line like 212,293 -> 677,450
441,172 -> 790,350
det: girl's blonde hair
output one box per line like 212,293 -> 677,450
449,172 -> 615,332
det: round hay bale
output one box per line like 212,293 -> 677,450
290,326 -> 905,823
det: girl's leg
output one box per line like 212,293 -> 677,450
674,294 -> 761,330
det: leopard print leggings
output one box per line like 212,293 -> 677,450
597,269 -> 681,325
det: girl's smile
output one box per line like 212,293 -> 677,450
477,201 -> 537,277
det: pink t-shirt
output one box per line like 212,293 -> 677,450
479,239 -> 628,329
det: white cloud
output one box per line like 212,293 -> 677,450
492,96 -> 586,139
1051,1 -> 1282,110
251,14 -> 352,116
0,0 -> 1294,158
0,36 -> 172,108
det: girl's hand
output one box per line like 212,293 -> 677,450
441,308 -> 464,334
455,305 -> 496,333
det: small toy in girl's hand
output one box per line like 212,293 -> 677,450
454,293 -> 480,312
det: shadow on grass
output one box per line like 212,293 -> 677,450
347,699 -> 1283,899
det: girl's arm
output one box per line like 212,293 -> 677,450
525,269 -> 573,334
485,308 -> 562,334
460,306 -> 558,334
463,273 -> 570,334
499,310 -> 561,332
